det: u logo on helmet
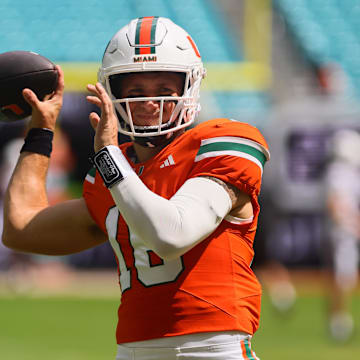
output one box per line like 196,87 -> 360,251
187,36 -> 201,58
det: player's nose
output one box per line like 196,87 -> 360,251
139,99 -> 161,110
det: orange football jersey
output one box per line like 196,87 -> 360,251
83,118 -> 270,344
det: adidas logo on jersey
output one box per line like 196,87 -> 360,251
160,154 -> 175,168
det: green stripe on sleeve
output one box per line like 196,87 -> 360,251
197,142 -> 267,166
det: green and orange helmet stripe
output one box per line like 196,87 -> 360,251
134,16 -> 159,55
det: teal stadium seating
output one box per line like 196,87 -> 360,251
211,91 -> 270,120
275,0 -> 360,99
0,0 -> 268,120
0,0 -> 241,63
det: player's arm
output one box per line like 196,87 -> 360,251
2,151 -> 107,255
95,159 -> 235,260
100,163 -> 249,260
3,181 -> 107,255
2,66 -> 107,255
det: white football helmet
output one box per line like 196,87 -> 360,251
98,16 -> 206,147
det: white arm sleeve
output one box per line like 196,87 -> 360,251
106,148 -> 232,260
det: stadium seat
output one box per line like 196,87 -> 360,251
274,0 -> 360,99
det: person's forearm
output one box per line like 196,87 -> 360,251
111,176 -> 231,260
2,152 -> 107,255
3,152 -> 50,242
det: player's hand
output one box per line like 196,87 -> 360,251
86,82 -> 119,153
22,65 -> 64,131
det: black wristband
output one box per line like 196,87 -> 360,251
20,128 -> 54,157
92,147 -> 124,188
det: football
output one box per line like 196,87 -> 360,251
0,51 -> 58,122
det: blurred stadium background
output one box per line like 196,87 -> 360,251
0,0 -> 360,359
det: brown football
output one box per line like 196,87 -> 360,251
0,51 -> 58,122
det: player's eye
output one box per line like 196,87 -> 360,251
158,87 -> 177,96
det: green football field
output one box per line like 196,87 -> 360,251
0,279 -> 359,359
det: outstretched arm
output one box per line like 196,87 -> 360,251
2,66 -> 107,255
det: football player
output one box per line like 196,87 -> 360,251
324,129 -> 360,342
2,17 -> 269,359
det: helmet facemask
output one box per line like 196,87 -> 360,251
105,70 -> 202,147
